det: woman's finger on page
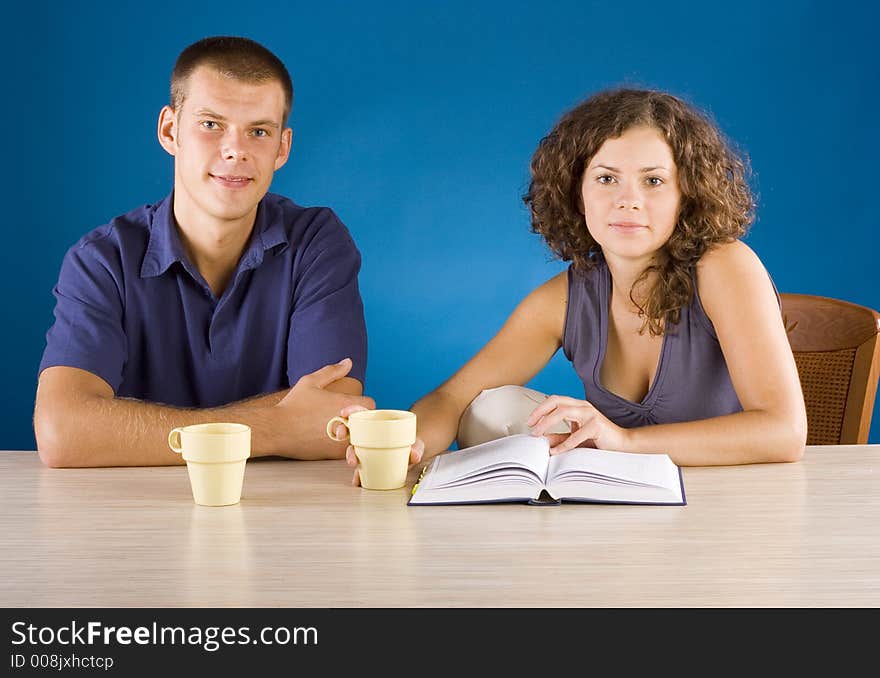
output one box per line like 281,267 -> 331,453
531,404 -> 581,436
549,434 -> 575,455
549,426 -> 593,455
543,433 -> 569,447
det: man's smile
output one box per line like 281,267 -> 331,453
210,173 -> 253,189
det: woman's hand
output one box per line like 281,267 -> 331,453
337,404 -> 425,486
526,395 -> 631,454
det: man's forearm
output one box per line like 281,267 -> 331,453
35,361 -> 371,468
237,389 -> 287,408
36,391 -> 288,468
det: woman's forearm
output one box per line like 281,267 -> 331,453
410,390 -> 468,461
624,409 -> 807,465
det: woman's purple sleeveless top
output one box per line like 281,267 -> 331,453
562,256 -> 744,428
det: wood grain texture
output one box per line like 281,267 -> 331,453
782,293 -> 880,351
782,293 -> 880,444
1,447 -> 879,608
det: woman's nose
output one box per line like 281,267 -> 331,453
615,182 -> 643,209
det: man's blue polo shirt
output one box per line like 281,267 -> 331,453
39,193 -> 367,407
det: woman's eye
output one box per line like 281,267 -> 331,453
597,175 -> 616,184
646,176 -> 663,186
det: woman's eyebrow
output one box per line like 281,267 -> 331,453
589,164 -> 669,172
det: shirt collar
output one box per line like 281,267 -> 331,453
140,193 -> 289,279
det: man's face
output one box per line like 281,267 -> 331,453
158,65 -> 292,228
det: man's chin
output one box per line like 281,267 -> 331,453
205,192 -> 264,222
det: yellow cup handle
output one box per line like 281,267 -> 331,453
326,416 -> 350,442
168,428 -> 184,454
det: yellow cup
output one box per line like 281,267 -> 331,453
326,410 -> 416,490
168,423 -> 251,506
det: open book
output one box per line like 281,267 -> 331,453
408,434 -> 685,506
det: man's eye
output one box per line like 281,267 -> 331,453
201,121 -> 219,130
251,128 -> 269,138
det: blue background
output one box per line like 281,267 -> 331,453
4,0 -> 878,449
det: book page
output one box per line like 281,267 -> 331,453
545,448 -> 683,504
409,478 -> 545,505
422,434 -> 551,489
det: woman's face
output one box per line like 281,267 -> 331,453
581,125 -> 681,264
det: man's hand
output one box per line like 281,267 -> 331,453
274,359 -> 375,459
337,404 -> 425,486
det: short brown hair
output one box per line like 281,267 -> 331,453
523,88 -> 755,336
171,36 -> 293,124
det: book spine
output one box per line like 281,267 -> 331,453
411,464 -> 429,495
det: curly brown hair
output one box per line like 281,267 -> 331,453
523,88 -> 755,336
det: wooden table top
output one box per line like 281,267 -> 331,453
2,445 -> 878,607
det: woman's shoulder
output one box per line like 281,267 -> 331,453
529,269 -> 569,305
524,259 -> 611,319
508,270 -> 570,341
697,238 -> 761,268
696,240 -> 766,285
695,239 -> 775,314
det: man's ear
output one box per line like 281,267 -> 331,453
274,127 -> 293,171
157,106 -> 178,157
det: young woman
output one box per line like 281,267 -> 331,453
342,88 -> 807,484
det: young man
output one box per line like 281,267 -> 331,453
34,36 -> 373,467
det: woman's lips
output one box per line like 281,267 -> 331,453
609,221 -> 648,232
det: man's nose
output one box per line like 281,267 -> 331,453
221,130 -> 248,161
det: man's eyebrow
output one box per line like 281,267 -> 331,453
589,164 -> 669,172
192,108 -> 280,128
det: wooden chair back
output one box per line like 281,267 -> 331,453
781,293 -> 880,444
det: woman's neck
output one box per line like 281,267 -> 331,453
603,252 -> 658,313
